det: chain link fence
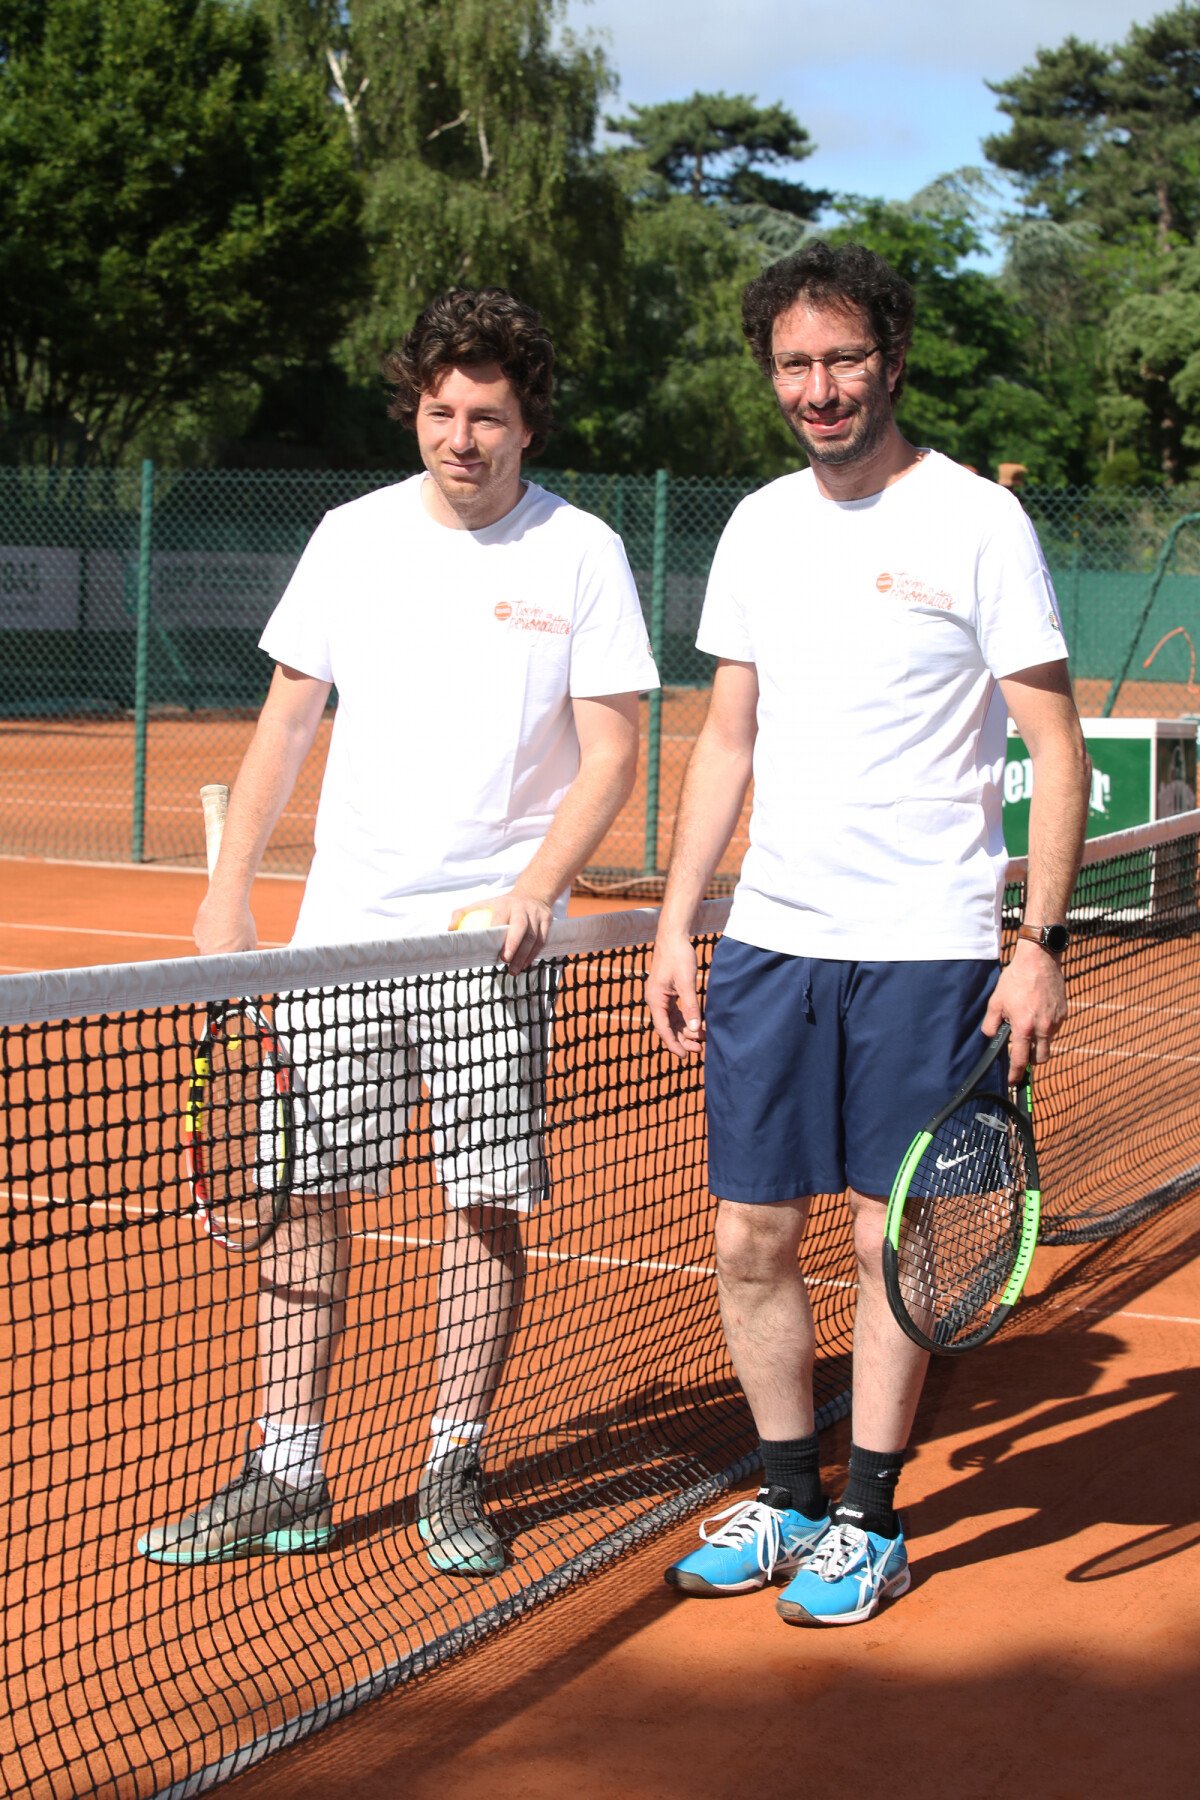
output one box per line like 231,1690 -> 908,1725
1,465 -> 1198,888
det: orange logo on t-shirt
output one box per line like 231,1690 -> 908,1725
492,600 -> 570,636
884,570 -> 956,612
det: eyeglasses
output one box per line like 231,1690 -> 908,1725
770,345 -> 881,385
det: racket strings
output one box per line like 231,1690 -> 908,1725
196,1014 -> 285,1245
895,1097 -> 1029,1348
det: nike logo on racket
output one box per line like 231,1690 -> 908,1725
935,1149 -> 976,1171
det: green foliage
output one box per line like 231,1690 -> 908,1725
1103,249 -> 1200,479
552,192 -> 792,476
986,5 -> 1200,249
16,2 -> 1200,483
829,200 -> 1072,481
987,5 -> 1200,484
255,0 -> 346,72
334,0 -> 626,392
549,89 -> 831,475
607,91 -> 826,216
1093,448 -> 1157,489
0,0 -> 365,465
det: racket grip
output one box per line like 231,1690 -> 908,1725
200,784 -> 230,878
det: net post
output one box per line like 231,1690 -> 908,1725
644,467 -> 668,877
132,457 -> 155,862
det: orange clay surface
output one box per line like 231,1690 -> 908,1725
0,857 -> 630,976
220,1204 -> 1200,1800
0,689 -> 748,887
1,860 -> 1198,1800
0,676 -> 1190,894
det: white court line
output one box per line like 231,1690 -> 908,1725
0,1189 -> 867,1294
0,919 -> 286,949
1036,1297 -> 1200,1327
0,920 -> 199,944
6,1189 -> 718,1281
0,853 -> 304,880
7,1193 -> 1192,1316
365,1225 -> 718,1280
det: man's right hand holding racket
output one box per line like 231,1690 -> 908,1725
984,665 -> 1089,1078
982,928 -> 1068,1081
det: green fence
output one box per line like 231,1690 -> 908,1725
1,465 -> 1198,881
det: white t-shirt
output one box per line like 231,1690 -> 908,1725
261,475 -> 659,943
697,451 -> 1068,960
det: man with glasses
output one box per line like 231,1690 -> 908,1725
647,241 -> 1088,1625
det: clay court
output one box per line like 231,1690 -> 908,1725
1,672 -> 1195,887
1,851 -> 1197,1800
0,691 -> 744,884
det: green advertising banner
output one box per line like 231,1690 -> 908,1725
1002,721 -> 1197,857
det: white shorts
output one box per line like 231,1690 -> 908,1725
275,966 -> 553,1210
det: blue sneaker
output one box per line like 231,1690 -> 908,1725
665,1493 -> 830,1596
776,1520 -> 910,1625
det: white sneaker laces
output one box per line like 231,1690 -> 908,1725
697,1500 -> 786,1577
805,1522 -> 869,1581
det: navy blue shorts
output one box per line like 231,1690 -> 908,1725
705,941 -> 1002,1202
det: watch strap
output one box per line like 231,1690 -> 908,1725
1017,922 -> 1070,952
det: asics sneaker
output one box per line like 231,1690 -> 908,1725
776,1519 -> 910,1625
665,1491 -> 830,1597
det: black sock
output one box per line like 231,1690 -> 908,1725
833,1444 -> 904,1537
758,1434 -> 826,1519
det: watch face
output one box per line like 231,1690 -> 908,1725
1043,924 -> 1070,952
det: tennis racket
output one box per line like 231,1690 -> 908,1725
882,1023 -> 1041,1355
183,783 -> 294,1253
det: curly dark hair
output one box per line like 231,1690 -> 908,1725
742,242 -> 916,400
383,287 -> 555,457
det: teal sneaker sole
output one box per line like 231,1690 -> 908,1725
418,1516 -> 505,1575
136,1520 -> 335,1564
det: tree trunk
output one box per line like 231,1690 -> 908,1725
1156,178 -> 1173,254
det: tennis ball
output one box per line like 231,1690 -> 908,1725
453,907 -> 495,931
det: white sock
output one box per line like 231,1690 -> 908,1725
258,1417 -> 325,1491
427,1415 -> 485,1468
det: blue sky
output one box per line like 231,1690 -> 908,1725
563,0 -> 1155,218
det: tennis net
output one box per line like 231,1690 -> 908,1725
1,814 -> 1198,1799
1007,809 -> 1200,1243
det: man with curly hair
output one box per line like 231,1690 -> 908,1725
648,241 -> 1088,1625
138,288 -> 658,1575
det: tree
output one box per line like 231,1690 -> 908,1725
607,91 -> 826,217
551,90 -> 826,475
985,5 -> 1200,251
833,200 -> 1070,481
330,0 -> 626,395
985,5 -> 1200,481
1104,249 -> 1200,480
552,187 -> 792,476
0,0 -> 365,464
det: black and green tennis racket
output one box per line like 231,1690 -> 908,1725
182,782 -> 293,1253
184,1000 -> 294,1252
883,1023 -> 1041,1354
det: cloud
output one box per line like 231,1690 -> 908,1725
568,0 -> 1155,100
566,0 -> 1158,214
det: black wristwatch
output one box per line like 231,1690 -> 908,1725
1017,922 -> 1070,953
